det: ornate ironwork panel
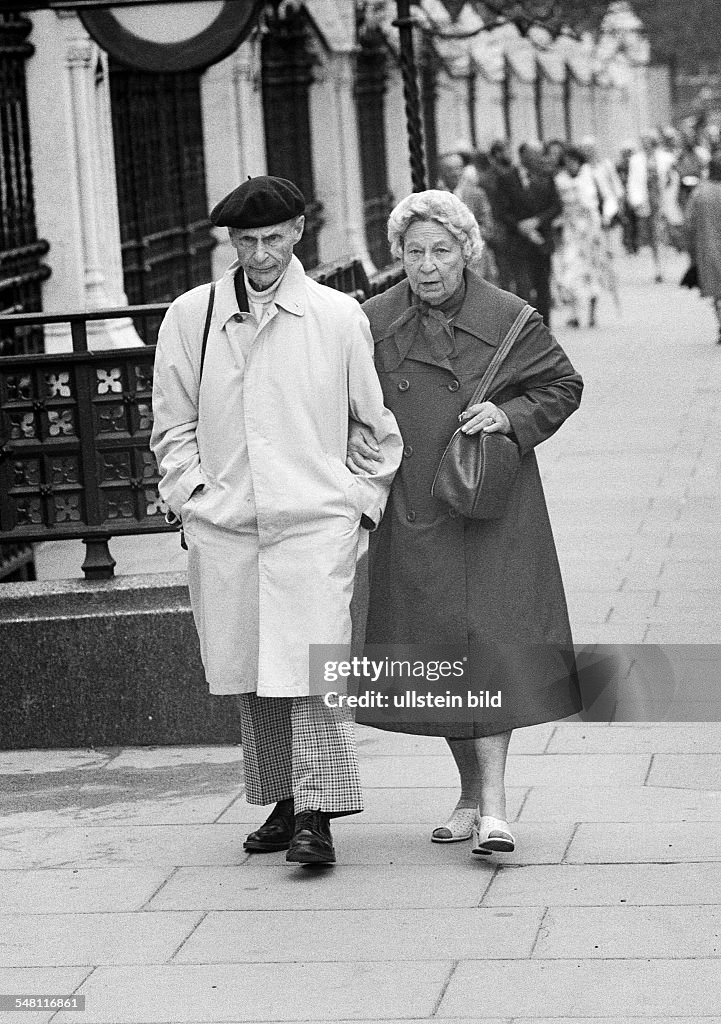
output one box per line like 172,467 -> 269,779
0,13 -> 51,358
109,62 -> 215,328
355,23 -> 393,270
0,309 -> 167,549
261,4 -> 322,269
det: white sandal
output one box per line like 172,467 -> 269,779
471,816 -> 515,855
431,805 -> 480,843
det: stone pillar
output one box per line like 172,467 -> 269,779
24,10 -> 140,351
309,48 -> 374,273
201,38 -> 268,278
385,65 -> 413,208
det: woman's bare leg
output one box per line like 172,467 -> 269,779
445,730 -> 512,818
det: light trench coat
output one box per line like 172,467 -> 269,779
151,255 -> 403,696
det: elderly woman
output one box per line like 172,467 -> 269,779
349,190 -> 583,855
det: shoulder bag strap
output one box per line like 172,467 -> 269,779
199,281 -> 216,387
466,303 -> 535,408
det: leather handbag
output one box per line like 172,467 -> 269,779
431,303 -> 534,520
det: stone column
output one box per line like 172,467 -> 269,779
24,10 -> 140,351
309,47 -> 374,273
201,38 -> 268,278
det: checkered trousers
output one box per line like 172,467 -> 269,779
237,693 -> 363,817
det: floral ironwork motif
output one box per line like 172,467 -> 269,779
12,459 -> 40,486
145,488 -> 166,516
15,497 -> 42,526
96,367 -> 123,394
98,404 -> 126,434
134,364 -> 153,392
6,374 -> 33,401
49,457 -> 80,485
141,451 -> 158,479
45,371 -> 72,398
47,409 -> 75,437
10,412 -> 36,439
137,403 -> 152,431
102,452 -> 132,481
106,496 -> 134,519
54,494 -> 81,523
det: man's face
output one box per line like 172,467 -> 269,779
229,216 -> 304,289
439,154 -> 464,190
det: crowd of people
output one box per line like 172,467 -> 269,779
436,115 -> 721,342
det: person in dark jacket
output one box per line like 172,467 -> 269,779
494,143 -> 562,326
348,190 -> 583,856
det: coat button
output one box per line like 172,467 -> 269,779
448,379 -> 460,392
403,444 -> 413,458
233,313 -> 243,323
406,510 -> 416,522
398,379 -> 410,392
448,508 -> 459,519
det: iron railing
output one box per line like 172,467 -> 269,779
0,259 -> 405,580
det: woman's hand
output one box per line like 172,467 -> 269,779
459,401 -> 511,436
347,420 -> 383,474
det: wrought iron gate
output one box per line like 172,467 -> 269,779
109,62 -> 215,321
0,13 -> 50,359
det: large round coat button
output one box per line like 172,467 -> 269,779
448,379 -> 460,392
448,508 -> 459,518
406,510 -> 416,522
403,445 -> 413,457
398,379 -> 410,392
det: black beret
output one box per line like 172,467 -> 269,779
209,176 -> 305,228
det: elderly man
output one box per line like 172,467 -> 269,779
150,176 -> 402,865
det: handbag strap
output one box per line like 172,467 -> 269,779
466,303 -> 535,408
199,281 -> 216,386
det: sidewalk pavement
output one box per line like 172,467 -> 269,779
2,250 -> 721,1023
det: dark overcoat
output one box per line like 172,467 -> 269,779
359,270 -> 584,736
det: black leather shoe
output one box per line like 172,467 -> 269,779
286,809 -> 336,864
243,798 -> 294,852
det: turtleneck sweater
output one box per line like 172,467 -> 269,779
244,265 -> 288,326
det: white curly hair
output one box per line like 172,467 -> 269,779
387,189 -> 484,264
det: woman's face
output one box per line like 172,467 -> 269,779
402,219 -> 466,306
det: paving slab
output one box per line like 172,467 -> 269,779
534,904 -> 721,958
437,959 -> 721,1018
147,863 -> 496,912
105,747 -> 243,770
173,907 -> 544,963
0,750 -> 114,774
0,824 -> 251,870
547,722 -> 721,753
218,786 -> 527,825
0,867 -> 173,913
0,911 -> 203,967
0,967 -> 91,1024
481,862 -> 721,907
50,961 -> 453,1023
647,754 -> 721,790
519,784 -> 721,822
567,822 -> 721,863
358,754 -> 650,789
